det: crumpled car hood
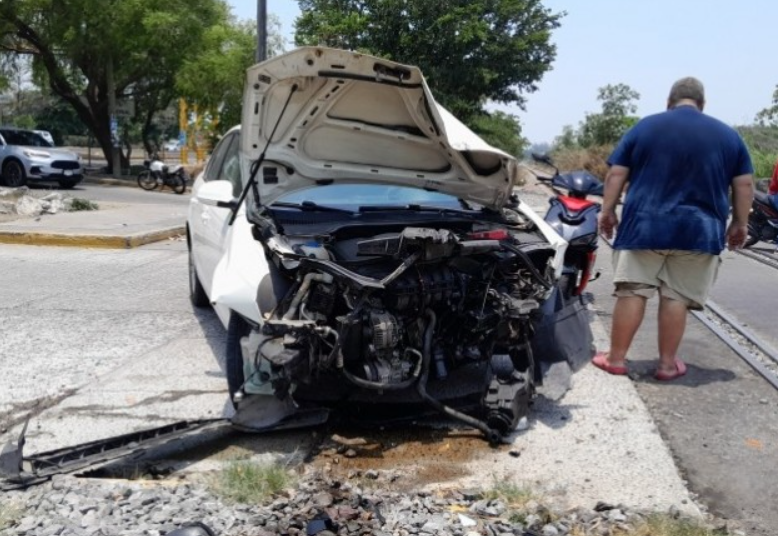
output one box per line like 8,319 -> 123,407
241,47 -> 520,211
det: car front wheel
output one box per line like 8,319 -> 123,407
225,313 -> 250,408
2,160 -> 27,187
188,245 -> 209,308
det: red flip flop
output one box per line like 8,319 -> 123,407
591,352 -> 628,376
655,358 -> 687,381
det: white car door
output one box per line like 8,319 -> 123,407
189,132 -> 238,296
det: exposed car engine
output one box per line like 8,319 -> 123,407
239,223 -> 558,442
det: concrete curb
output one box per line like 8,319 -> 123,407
0,225 -> 185,249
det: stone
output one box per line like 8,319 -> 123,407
364,470 -> 379,480
457,514 -> 477,527
421,517 -> 446,533
312,492 -> 334,507
40,525 -> 66,536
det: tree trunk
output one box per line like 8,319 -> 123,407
8,16 -> 129,173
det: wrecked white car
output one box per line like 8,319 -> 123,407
187,47 -> 571,443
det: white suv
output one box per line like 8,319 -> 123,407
0,127 -> 83,189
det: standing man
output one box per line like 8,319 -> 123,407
594,77 -> 754,381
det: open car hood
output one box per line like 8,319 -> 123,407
241,47 -> 520,211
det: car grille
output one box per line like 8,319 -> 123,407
51,161 -> 80,170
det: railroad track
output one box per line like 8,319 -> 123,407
691,302 -> 778,390
738,245 -> 778,270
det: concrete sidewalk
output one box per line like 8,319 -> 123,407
0,202 -> 186,248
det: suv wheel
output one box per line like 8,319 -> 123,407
3,160 -> 27,187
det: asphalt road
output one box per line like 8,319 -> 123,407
0,239 -> 231,438
588,245 -> 778,536
27,181 -> 192,206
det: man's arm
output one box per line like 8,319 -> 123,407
599,165 -> 630,239
726,174 -> 754,250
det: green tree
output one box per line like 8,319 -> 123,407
469,111 -> 527,157
294,0 -> 562,150
0,0 -> 227,171
552,124 -> 578,151
578,83 -> 640,147
176,16 -> 285,138
34,98 -> 88,145
756,86 -> 778,127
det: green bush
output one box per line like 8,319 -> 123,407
212,461 -> 292,504
68,198 -> 99,212
737,125 -> 778,178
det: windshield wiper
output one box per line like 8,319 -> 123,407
272,201 -> 356,214
358,204 -> 479,216
229,83 -> 299,226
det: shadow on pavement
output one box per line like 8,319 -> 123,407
627,359 -> 737,386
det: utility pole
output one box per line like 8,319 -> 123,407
256,0 -> 267,63
106,56 -> 121,179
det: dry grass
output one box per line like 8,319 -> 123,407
483,480 -> 536,507
568,513 -> 725,536
211,460 -> 294,505
0,500 -> 23,531
553,145 -> 614,180
628,515 -> 725,536
482,479 -> 551,526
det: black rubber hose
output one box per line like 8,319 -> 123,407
500,242 -> 554,290
326,322 -> 423,391
340,350 -> 423,391
415,310 -> 502,444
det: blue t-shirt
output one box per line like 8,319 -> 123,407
608,106 -> 753,254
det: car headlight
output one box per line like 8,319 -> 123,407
23,150 -> 51,159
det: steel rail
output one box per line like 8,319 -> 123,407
737,247 -> 778,270
705,300 -> 778,367
690,309 -> 778,391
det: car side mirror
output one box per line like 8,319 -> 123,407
196,180 -> 238,210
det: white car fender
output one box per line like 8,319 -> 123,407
209,213 -> 267,328
515,200 -> 568,281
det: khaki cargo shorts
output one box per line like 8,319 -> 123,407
612,249 -> 721,310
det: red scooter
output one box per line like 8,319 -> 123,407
746,191 -> 778,248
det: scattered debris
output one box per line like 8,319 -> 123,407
0,187 -> 98,218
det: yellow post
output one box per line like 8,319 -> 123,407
179,98 -> 188,165
193,104 -> 205,164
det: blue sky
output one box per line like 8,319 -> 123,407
227,0 -> 777,144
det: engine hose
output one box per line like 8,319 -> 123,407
416,309 -> 502,445
341,357 -> 422,391
380,251 -> 421,286
319,325 -> 423,391
282,272 -> 334,320
500,242 -> 553,290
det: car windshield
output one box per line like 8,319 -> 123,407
274,184 -> 472,211
0,129 -> 53,148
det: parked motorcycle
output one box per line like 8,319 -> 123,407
529,153 -> 603,299
137,153 -> 188,194
526,154 -> 604,387
745,191 -> 778,248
